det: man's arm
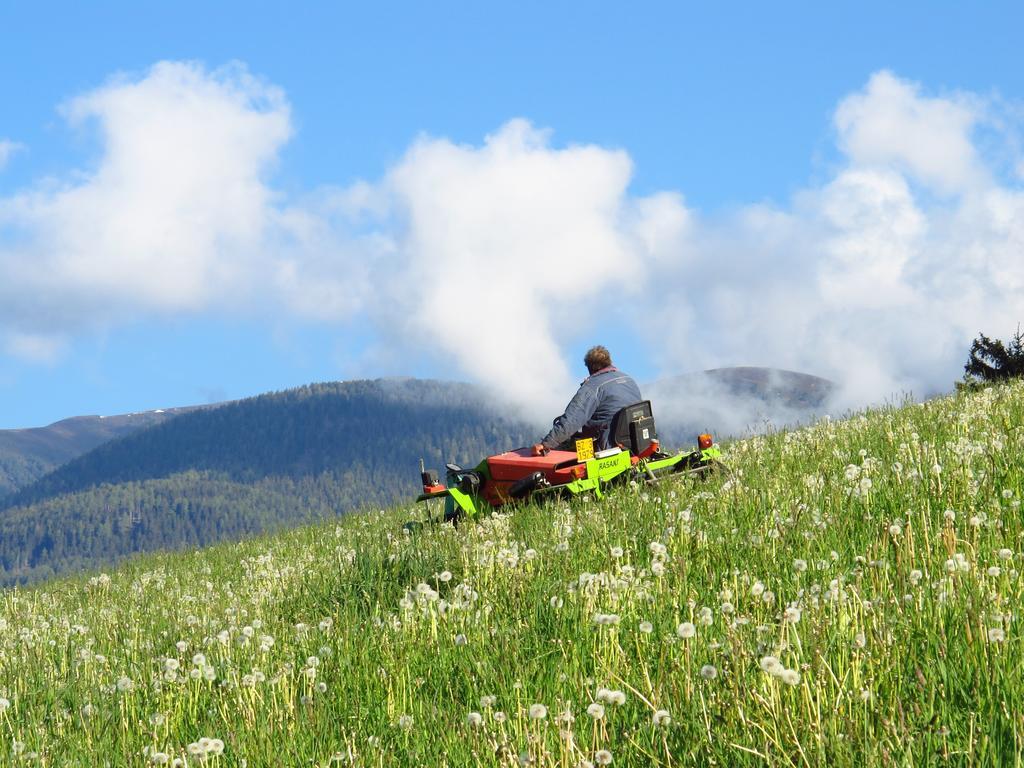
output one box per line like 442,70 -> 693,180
539,385 -> 599,449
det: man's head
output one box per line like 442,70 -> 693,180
584,345 -> 613,374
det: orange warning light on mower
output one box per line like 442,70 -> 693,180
698,433 -> 714,450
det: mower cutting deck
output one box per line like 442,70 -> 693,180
415,400 -> 722,522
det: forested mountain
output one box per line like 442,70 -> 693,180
0,379 -> 535,584
0,369 -> 834,586
0,408 -> 196,500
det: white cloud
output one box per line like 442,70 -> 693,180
834,70 -> 985,194
1,61 -> 328,326
2,64 -> 1023,427
367,120 -> 691,415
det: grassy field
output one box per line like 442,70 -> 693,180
1,381 -> 1022,766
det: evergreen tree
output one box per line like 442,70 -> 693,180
962,327 -> 1024,387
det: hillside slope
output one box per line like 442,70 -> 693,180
1,381 -> 1021,765
0,408 -> 194,499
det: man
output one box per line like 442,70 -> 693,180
532,345 -> 642,455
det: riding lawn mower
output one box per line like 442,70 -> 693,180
414,400 -> 723,523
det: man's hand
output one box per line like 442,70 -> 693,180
531,443 -> 549,456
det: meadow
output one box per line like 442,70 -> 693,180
1,381 -> 1022,766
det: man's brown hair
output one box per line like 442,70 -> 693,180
584,345 -> 612,374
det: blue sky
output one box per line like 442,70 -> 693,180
1,2 -> 1023,428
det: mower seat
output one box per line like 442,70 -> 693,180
609,401 -> 658,455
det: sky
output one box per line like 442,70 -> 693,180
1,1 -> 1023,429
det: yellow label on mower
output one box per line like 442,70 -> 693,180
575,437 -> 594,461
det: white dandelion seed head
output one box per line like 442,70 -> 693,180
652,709 -> 671,726
529,703 -> 548,720
676,621 -> 696,639
586,702 -> 605,720
988,627 -> 1006,643
781,668 -> 801,686
700,664 -> 717,680
397,714 -> 414,730
639,621 -> 654,634
466,711 -> 483,727
595,750 -> 613,765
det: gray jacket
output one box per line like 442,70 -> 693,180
541,367 -> 643,450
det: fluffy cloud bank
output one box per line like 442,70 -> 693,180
1,63 -> 1022,420
653,71 -> 1024,408
369,121 -> 690,412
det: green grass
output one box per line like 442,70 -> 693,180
1,382 -> 1023,766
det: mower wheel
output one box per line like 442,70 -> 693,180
676,459 -> 727,481
443,505 -> 465,526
